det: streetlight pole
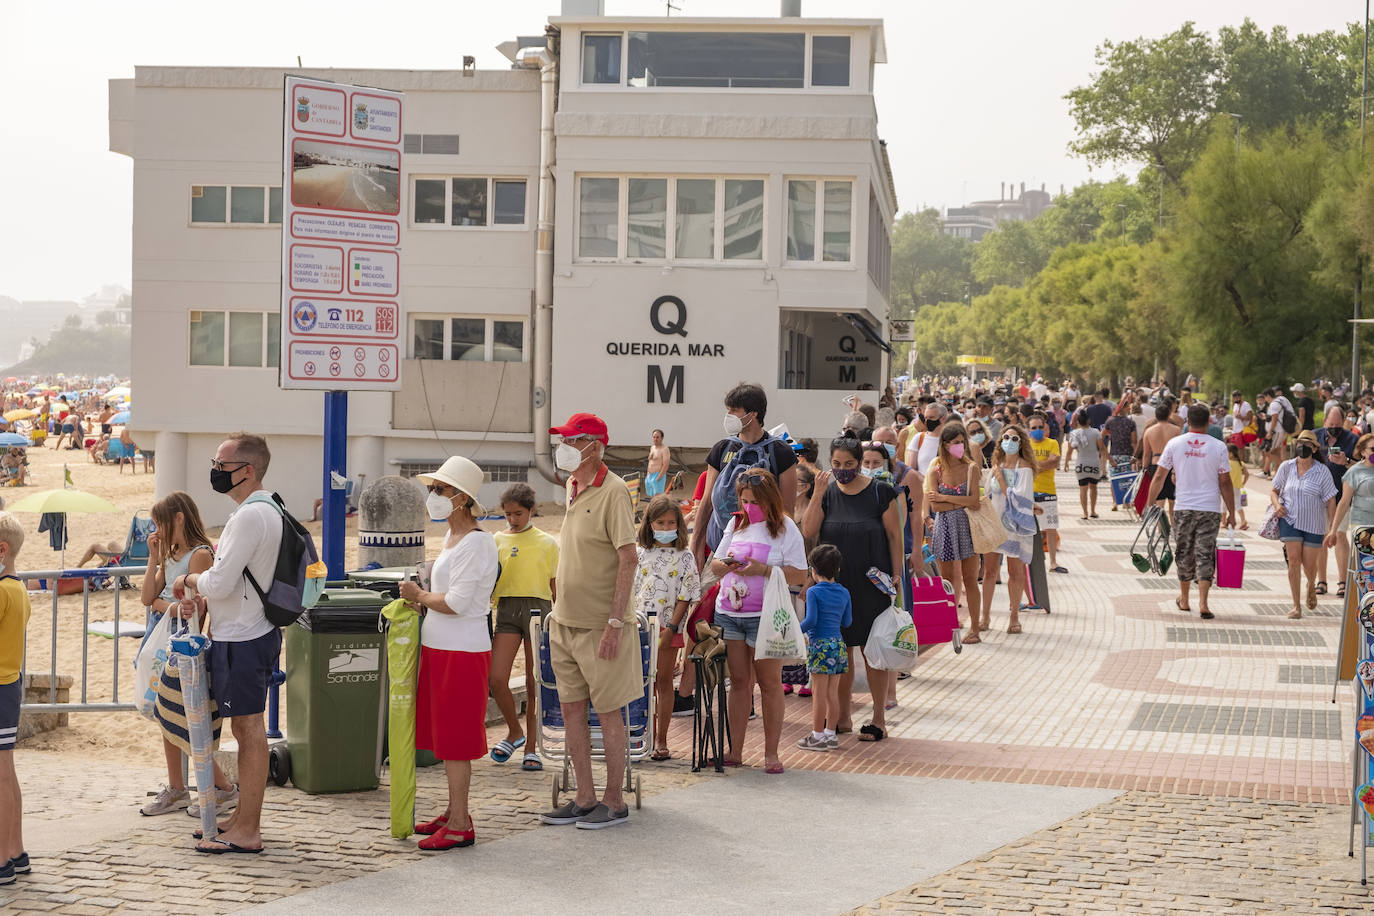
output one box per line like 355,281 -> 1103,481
1356,0 -> 1369,393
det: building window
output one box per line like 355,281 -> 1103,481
583,34 -> 622,84
810,36 -> 851,87
409,315 -> 527,362
485,463 -> 529,483
408,177 -> 529,228
867,192 -> 890,294
576,175 -> 766,262
188,310 -> 281,367
190,185 -> 282,225
578,178 -> 620,258
787,179 -> 853,263
627,178 -> 667,258
627,32 -> 805,88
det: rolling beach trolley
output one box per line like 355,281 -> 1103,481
530,610 -> 656,810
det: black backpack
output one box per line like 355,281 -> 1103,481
1278,400 -> 1297,435
242,492 -> 324,627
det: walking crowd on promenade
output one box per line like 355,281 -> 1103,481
2,369 -> 1374,873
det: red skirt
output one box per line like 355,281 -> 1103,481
416,646 -> 491,762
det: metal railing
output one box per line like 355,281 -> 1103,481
17,564 -> 147,713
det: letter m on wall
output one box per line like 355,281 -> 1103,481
839,365 -> 856,383
647,364 -> 684,404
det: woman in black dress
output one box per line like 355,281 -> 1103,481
801,435 -> 905,742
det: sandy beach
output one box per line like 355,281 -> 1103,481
6,442 -> 566,765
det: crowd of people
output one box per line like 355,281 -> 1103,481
6,367 -> 1374,874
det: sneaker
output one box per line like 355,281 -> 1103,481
671,693 -> 695,717
826,734 -> 839,749
140,785 -> 189,816
539,801 -> 597,826
575,803 -> 630,830
187,784 -> 239,818
0,860 -> 12,886
796,734 -> 830,751
8,852 -> 29,875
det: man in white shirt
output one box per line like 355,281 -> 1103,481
176,433 -> 282,854
1147,406 -> 1236,621
905,402 -> 946,476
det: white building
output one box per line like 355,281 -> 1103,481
109,3 -> 895,524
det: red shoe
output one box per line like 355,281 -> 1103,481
414,813 -> 449,835
418,819 -> 475,850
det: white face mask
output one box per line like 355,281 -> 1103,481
555,440 -> 592,472
723,413 -> 746,437
425,491 -> 455,522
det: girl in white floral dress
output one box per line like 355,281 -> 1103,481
634,496 -> 701,761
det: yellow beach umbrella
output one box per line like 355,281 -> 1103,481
3,408 -> 36,422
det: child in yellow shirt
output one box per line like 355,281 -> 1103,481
0,511 -> 32,884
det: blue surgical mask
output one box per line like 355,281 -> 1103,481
882,443 -> 896,459
1001,439 -> 1019,455
1029,429 -> 1046,442
652,529 -> 678,545
970,433 -> 987,445
860,467 -> 882,478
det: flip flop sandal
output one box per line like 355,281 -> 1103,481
858,724 -> 886,742
1007,624 -> 1023,634
649,749 -> 672,761
1174,598 -> 1191,613
1315,581 -> 1328,595
196,839 -> 262,855
963,632 -> 982,644
521,753 -> 543,771
1339,582 -> 1348,597
490,736 -> 526,763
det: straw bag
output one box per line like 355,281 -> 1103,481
968,495 -> 1007,555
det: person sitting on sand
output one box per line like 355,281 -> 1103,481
0,450 -> 26,488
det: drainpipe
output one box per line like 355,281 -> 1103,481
519,45 -> 559,483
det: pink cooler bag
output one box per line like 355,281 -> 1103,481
1215,529 -> 1245,589
912,575 -> 959,645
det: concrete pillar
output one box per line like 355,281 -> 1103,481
357,476 -> 426,569
153,431 -> 187,501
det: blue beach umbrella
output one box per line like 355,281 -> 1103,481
111,411 -> 131,425
0,433 -> 30,447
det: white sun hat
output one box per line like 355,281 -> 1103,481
415,455 -> 485,515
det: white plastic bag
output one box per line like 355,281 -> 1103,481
863,605 -> 920,673
754,567 -> 806,661
133,610 -> 174,720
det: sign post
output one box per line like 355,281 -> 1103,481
280,75 -> 404,578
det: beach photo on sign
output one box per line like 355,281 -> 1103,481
291,139 -> 399,215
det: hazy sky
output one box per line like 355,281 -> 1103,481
0,0 -> 1355,301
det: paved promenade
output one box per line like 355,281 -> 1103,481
2,470 -> 1370,913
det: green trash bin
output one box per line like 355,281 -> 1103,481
285,587 -> 388,794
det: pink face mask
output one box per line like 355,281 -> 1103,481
948,443 -> 966,459
742,503 -> 765,524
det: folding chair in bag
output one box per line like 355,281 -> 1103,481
1130,506 -> 1173,576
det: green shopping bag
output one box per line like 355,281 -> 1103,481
381,598 -> 420,839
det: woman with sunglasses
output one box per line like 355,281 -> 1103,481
964,418 -> 994,468
711,469 -> 807,771
802,436 -> 903,743
977,426 -> 1039,638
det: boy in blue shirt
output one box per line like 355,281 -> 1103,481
796,544 -> 851,751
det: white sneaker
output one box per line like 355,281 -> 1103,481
796,734 -> 830,751
140,785 -> 189,816
187,783 -> 239,817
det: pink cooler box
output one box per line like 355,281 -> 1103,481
1216,535 -> 1245,589
912,575 -> 959,644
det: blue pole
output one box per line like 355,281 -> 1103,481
322,390 -> 348,580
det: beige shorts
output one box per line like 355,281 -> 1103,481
547,618 -> 643,713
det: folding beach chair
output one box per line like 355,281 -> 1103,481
94,511 -> 155,587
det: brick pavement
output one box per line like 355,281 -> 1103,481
3,469 -> 1369,912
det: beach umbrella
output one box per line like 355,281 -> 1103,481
110,411 -> 131,425
4,409 -> 36,422
105,386 -> 131,401
0,433 -> 29,447
7,486 -> 120,569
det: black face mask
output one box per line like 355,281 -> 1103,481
210,466 -> 240,494
1297,445 -> 1315,459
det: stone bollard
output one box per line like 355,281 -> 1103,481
357,475 -> 427,570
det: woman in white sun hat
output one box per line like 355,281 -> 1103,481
399,455 -> 499,851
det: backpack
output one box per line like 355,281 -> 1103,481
706,434 -> 780,549
1277,399 -> 1297,435
241,491 -> 325,627
1045,412 -> 1061,439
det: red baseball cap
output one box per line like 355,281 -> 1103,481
550,412 -> 609,444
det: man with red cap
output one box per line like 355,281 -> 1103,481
538,413 -> 641,830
